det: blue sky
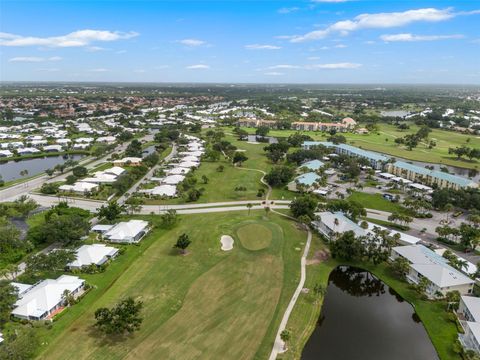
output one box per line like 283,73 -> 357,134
1,1 -> 479,84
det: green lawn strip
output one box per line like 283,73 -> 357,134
348,191 -> 410,214
364,217 -> 411,231
36,212 -> 305,360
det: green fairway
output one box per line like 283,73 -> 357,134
237,223 -> 272,250
36,212 -> 306,360
222,124 -> 480,170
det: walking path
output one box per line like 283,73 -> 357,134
269,208 -> 312,360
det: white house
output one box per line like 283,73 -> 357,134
113,157 -> 142,167
0,150 -> 13,158
103,220 -> 150,244
103,166 -> 126,177
391,245 -> 474,297
458,296 -> 480,354
11,275 -> 85,320
68,244 -> 119,269
312,211 -> 366,239
58,181 -> 99,194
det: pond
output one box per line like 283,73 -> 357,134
302,266 -> 438,360
0,154 -> 85,182
380,110 -> 412,118
246,134 -> 278,144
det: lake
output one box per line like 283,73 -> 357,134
302,266 -> 438,360
0,154 -> 85,182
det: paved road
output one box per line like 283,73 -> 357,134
117,143 -> 177,205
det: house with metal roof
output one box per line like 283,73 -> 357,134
391,245 -> 474,297
103,220 -> 150,244
387,161 -> 477,190
458,296 -> 480,354
299,159 -> 325,171
287,172 -> 321,192
312,211 -> 366,239
67,244 -> 119,269
11,275 -> 85,320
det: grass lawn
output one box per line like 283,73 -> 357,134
237,223 -> 272,250
35,211 -> 307,360
348,191 -> 409,214
143,134 -> 271,205
221,124 -> 480,170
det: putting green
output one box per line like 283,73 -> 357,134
237,223 -> 272,250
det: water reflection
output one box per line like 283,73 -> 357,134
302,266 -> 439,360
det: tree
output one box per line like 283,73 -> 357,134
72,166 -> 88,178
330,231 -> 363,261
415,276 -> 431,295
66,174 -> 77,185
125,139 -> 143,158
246,203 -> 253,215
0,328 -> 39,360
174,233 -> 191,254
125,197 -> 144,215
216,165 -> 224,172
289,196 -> 318,219
159,210 -> 178,229
265,166 -> 295,187
45,168 -> 55,177
0,281 -> 18,324
391,256 -> 410,279
97,201 -> 126,222
445,290 -> 461,311
232,152 -> 248,166
25,249 -> 76,277
94,297 -> 143,335
256,126 -> 270,138
201,175 -> 209,184
280,329 -> 291,351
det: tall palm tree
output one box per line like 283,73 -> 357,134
246,203 -> 253,215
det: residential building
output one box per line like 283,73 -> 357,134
458,296 -> 480,354
68,244 -> 119,269
391,245 -> 474,297
299,159 -> 325,171
102,220 -> 150,244
113,157 -> 142,167
387,161 -> 477,190
312,211 -> 365,239
11,275 -> 85,320
288,172 -> 322,192
58,182 -> 99,194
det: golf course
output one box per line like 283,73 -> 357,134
35,212 -> 308,360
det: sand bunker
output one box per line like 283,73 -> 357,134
220,235 -> 234,251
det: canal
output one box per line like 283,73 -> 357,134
302,266 -> 439,360
0,154 -> 85,182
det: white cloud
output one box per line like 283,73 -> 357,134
9,56 -> 62,62
290,8 -> 460,42
380,33 -> 464,42
0,29 -> 138,47
154,65 -> 170,69
186,64 -> 210,69
86,46 -> 107,52
245,44 -> 281,50
88,68 -> 109,72
267,64 -> 300,69
307,62 -> 362,69
178,38 -> 206,47
334,44 -> 347,48
264,72 -> 284,76
278,7 -> 299,14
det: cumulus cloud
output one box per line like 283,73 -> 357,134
9,56 -> 62,62
306,62 -> 362,69
186,64 -> 210,69
278,7 -> 299,14
178,38 -> 206,47
0,30 -> 138,47
290,8 -> 461,42
380,33 -> 464,42
267,64 -> 301,69
245,44 -> 281,50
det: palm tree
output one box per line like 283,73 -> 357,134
444,203 -> 454,224
246,203 -> 253,215
280,329 -> 291,351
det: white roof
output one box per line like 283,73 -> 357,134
181,155 -> 200,162
91,224 -> 114,232
379,172 -> 395,178
162,175 -> 185,185
115,157 -> 142,164
434,248 -> 477,276
11,282 -> 33,296
466,322 -> 480,343
149,185 -> 177,196
105,220 -> 149,241
167,167 -> 190,175
82,173 -> 117,183
12,275 -> 84,319
103,166 -> 125,176
59,181 -> 98,192
461,296 -> 480,322
313,211 -> 366,237
177,161 -> 199,169
393,245 -> 474,288
68,244 -> 118,268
